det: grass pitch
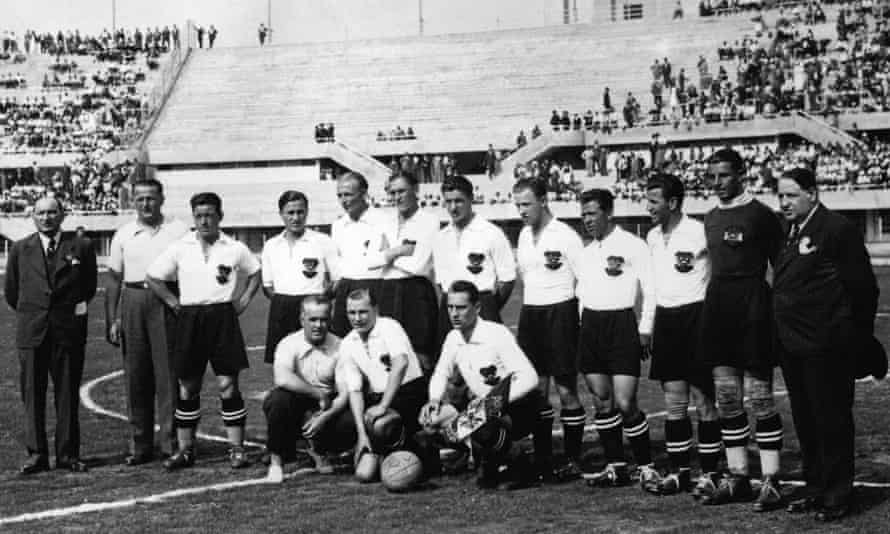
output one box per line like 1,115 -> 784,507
1,272 -> 890,533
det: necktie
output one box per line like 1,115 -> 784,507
46,236 -> 57,258
786,224 -> 799,246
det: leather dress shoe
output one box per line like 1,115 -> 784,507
20,455 -> 50,475
56,459 -> 89,472
815,503 -> 851,522
786,496 -> 819,514
125,452 -> 154,466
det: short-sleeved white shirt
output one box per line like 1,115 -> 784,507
261,229 -> 339,295
273,330 -> 341,395
108,217 -> 189,283
338,316 -> 423,393
646,215 -> 710,308
433,215 -> 516,292
367,208 -> 439,281
331,207 -> 388,280
146,231 -> 260,306
516,218 -> 583,305
429,319 -> 538,401
576,226 -> 655,335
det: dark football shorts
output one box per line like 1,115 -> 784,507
577,308 -> 643,376
699,277 -> 775,373
173,302 -> 249,380
517,298 -> 579,378
650,302 -> 713,393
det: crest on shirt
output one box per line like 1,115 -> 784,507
379,353 -> 392,372
467,252 -> 485,274
605,255 -> 625,277
216,264 -> 233,285
302,257 -> 319,278
544,250 -> 563,270
723,226 -> 745,247
479,365 -> 502,386
402,239 -> 417,246
674,251 -> 694,273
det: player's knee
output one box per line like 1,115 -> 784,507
714,376 -> 743,418
690,386 -> 719,421
664,389 -> 689,420
747,378 -> 776,419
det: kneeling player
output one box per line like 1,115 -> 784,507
146,192 -> 261,471
644,174 -> 721,495
262,295 -> 355,483
576,189 -> 657,488
418,281 -> 541,490
339,289 -> 428,466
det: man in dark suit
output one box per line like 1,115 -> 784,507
4,196 -> 98,474
774,168 -> 879,522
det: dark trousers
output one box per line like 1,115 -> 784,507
263,388 -> 356,458
780,347 -> 855,508
121,287 -> 177,455
19,330 -> 85,461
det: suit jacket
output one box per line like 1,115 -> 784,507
773,204 -> 878,357
4,232 -> 98,349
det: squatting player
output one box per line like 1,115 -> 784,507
513,178 -> 586,480
698,148 -> 785,511
418,280 -> 541,490
147,192 -> 261,471
338,289 -> 428,462
575,189 -> 657,488
262,295 -> 353,483
643,173 -> 721,496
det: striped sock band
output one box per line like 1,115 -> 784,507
665,417 -> 693,470
755,413 -> 783,451
220,395 -> 247,427
623,411 -> 652,466
595,410 -> 624,463
175,398 -> 201,429
697,420 -> 722,473
720,412 -> 750,448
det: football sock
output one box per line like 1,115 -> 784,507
560,407 -> 586,461
721,412 -> 750,476
697,420 -> 722,473
755,413 -> 783,477
665,417 -> 693,471
221,395 -> 248,427
594,410 -> 624,463
175,397 -> 201,429
533,406 -> 555,466
623,411 -> 652,466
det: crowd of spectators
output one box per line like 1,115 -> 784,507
194,25 -> 219,49
377,125 -> 416,141
20,26 -> 179,57
314,123 -> 335,143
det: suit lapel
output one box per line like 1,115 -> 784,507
24,233 -> 50,285
775,205 -> 826,278
52,234 -> 74,280
774,221 -> 797,277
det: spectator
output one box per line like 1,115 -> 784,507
208,26 -> 218,48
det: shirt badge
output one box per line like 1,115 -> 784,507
674,251 -> 694,273
798,236 -> 817,255
216,264 -> 233,285
605,255 -> 625,277
544,250 -> 563,270
467,252 -> 485,274
302,257 -> 319,278
479,365 -> 501,386
379,353 -> 392,372
723,226 -> 745,247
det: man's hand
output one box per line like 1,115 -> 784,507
106,318 -> 122,346
419,400 -> 441,428
640,333 -> 652,361
302,411 -> 330,439
364,403 -> 387,424
354,434 -> 372,465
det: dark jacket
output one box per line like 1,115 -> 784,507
4,232 -> 97,348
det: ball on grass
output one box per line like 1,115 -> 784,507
381,450 -> 423,492
355,452 -> 380,483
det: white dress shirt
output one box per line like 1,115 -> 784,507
516,218 -> 583,305
433,215 -> 516,292
273,330 -> 342,395
146,231 -> 260,306
647,215 -> 710,308
331,206 -> 388,280
576,225 -> 655,335
109,217 -> 189,283
430,319 -> 538,403
338,316 -> 423,393
366,207 -> 439,280
261,229 -> 339,295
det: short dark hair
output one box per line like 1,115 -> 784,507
132,178 -> 164,195
579,188 -> 614,213
301,294 -> 332,314
278,190 -> 308,211
441,175 -> 474,199
781,167 -> 817,191
338,171 -> 368,193
512,178 -> 547,199
190,192 -> 222,213
346,288 -> 377,307
448,280 -> 480,304
646,173 -> 685,208
389,172 -> 418,188
708,147 -> 745,174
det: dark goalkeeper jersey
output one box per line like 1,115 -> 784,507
704,198 -> 782,280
